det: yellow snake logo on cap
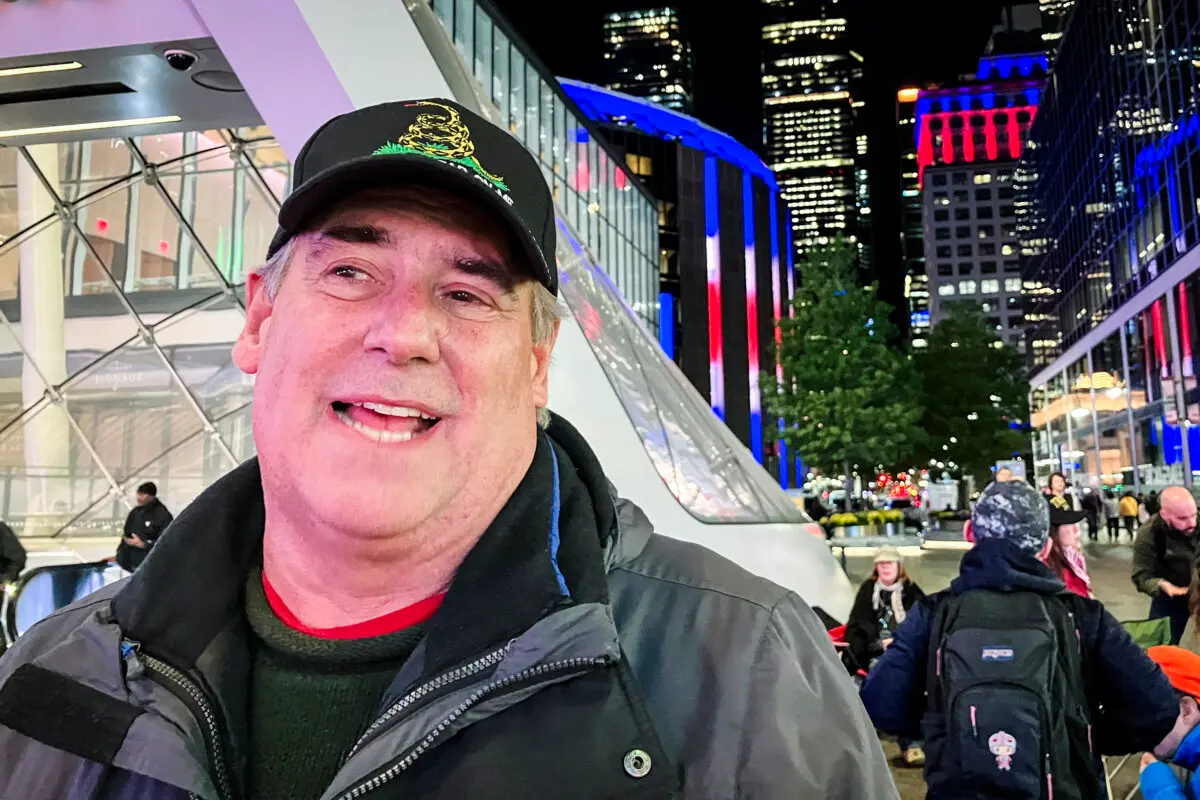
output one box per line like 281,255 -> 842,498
373,101 -> 508,192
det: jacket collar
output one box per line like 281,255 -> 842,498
951,538 -> 1067,595
111,413 -> 622,676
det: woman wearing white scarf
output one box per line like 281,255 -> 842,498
846,548 -> 927,766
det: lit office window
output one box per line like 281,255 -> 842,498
981,279 -> 1000,294
938,284 -> 956,296
959,280 -> 977,295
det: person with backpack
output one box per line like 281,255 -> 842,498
1133,486 -> 1199,645
862,479 -> 1189,799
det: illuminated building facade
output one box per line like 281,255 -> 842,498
761,0 -> 867,266
898,86 -> 931,344
602,8 -> 693,112
919,66 -> 1043,354
1026,0 -> 1200,492
562,80 -> 801,485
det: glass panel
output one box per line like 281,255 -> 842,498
153,294 -> 253,421
0,401 -> 114,535
555,219 -> 802,523
473,9 -> 491,88
453,0 -> 474,64
525,62 -> 540,149
539,79 -> 554,166
60,341 -> 206,486
509,50 -> 526,141
492,29 -> 509,110
552,96 -> 566,178
433,0 -> 452,25
213,402 -> 255,465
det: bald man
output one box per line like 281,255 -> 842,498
1133,486 -> 1200,644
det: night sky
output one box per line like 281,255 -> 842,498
492,0 -> 1012,327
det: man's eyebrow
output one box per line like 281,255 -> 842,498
454,256 -> 518,294
311,224 -> 393,249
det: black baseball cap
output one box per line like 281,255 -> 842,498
267,98 -> 558,294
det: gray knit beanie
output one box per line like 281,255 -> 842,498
970,480 -> 1050,555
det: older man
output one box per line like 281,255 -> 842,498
0,100 -> 895,799
1133,486 -> 1200,643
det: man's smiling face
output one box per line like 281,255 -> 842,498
234,188 -> 556,541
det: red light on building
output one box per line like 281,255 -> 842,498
95,218 -> 109,234
614,169 -> 627,190
158,239 -> 170,255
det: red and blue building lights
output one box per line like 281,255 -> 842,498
705,155 -> 725,421
913,82 -> 1042,186
743,173 -> 763,463
562,78 -> 795,480
770,192 -> 788,488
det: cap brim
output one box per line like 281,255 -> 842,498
1049,509 -> 1087,525
268,154 -> 554,292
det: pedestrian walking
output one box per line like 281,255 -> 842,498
862,480 -> 1191,799
1122,491 -> 1142,539
1104,489 -> 1121,543
1133,486 -> 1200,644
1081,488 -> 1102,542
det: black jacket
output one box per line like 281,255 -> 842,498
1132,514 -> 1198,596
862,538 -> 1179,798
117,498 -> 174,572
0,522 -> 25,584
845,579 -> 924,668
0,418 -> 897,799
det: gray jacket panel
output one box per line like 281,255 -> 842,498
609,501 -> 898,799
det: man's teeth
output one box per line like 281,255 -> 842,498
355,401 -> 437,420
334,408 -> 416,443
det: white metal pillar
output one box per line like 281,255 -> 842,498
16,144 -> 71,527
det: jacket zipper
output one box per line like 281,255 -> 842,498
124,640 -> 236,800
344,643 -> 511,762
335,656 -> 609,799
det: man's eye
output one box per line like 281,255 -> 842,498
447,290 -> 483,304
330,265 -> 368,280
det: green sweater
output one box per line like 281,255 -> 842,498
243,570 -> 424,800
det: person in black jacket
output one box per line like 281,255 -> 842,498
863,480 -> 1194,798
847,547 -> 926,767
1132,486 -> 1199,644
0,520 -> 25,584
116,482 -> 173,572
846,548 -> 925,671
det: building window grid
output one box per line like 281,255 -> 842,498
436,1 -> 659,327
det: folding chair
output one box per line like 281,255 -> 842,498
1103,617 -> 1174,799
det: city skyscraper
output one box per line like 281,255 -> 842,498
897,86 -> 931,342
761,0 -> 867,266
602,8 -> 694,112
1038,0 -> 1077,53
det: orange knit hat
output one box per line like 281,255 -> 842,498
1148,645 -> 1200,698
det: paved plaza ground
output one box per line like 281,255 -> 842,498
843,537 -> 1151,799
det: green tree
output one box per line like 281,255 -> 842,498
913,305 -> 1029,483
767,239 -> 922,508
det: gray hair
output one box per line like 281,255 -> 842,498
254,238 -> 561,429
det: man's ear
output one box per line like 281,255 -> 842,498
530,319 -> 560,410
232,271 -> 274,375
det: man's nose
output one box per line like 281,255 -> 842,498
361,286 -> 447,364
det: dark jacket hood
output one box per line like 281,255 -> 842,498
950,538 -> 1067,595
